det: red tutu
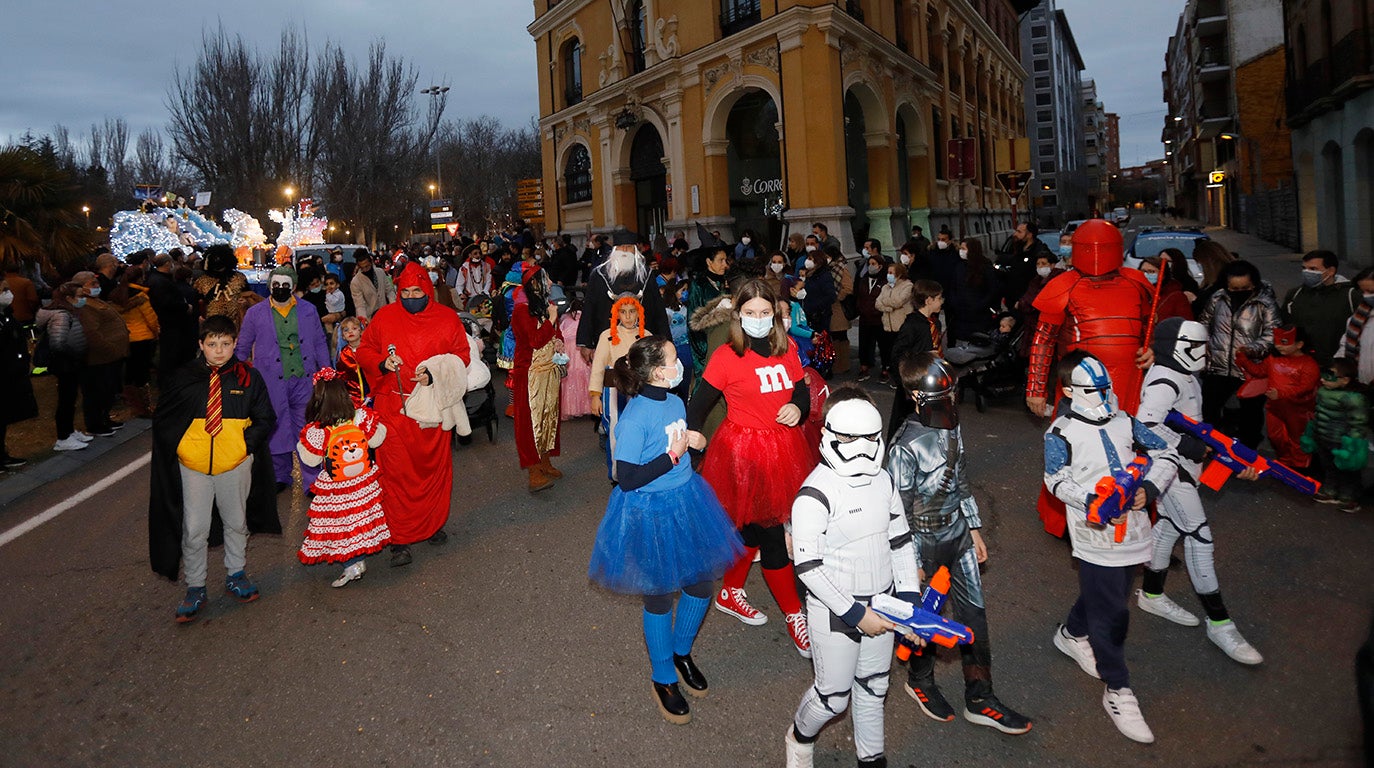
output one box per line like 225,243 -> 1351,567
701,419 -> 815,528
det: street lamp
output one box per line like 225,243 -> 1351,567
82,205 -> 90,226
284,186 -> 294,201
421,85 -> 449,196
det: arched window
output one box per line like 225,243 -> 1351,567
629,1 -> 647,73
563,38 -> 583,107
564,145 -> 592,205
894,0 -> 910,53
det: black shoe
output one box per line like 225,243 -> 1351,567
0,455 -> 27,469
904,682 -> 956,722
964,695 -> 1033,735
651,681 -> 691,725
90,427 -> 117,437
389,545 -> 412,567
428,529 -> 449,546
673,654 -> 708,698
857,758 -> 888,768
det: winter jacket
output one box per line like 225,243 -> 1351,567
855,271 -> 885,327
829,261 -> 854,333
875,278 -> 914,332
802,267 -> 837,334
1282,277 -> 1361,364
78,298 -> 131,366
36,307 -> 87,359
1197,282 -> 1280,379
120,286 -> 160,342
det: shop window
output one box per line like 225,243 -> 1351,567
564,145 -> 592,204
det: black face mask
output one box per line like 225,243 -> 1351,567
400,295 -> 428,314
270,286 -> 293,303
1227,289 -> 1253,308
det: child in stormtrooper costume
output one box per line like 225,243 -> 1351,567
1134,318 -> 1263,664
886,352 -> 1032,734
1044,351 -> 1180,744
785,387 -> 922,768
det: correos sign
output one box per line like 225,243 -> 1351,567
739,177 -> 783,197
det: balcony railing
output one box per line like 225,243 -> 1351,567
1197,46 -> 1227,68
720,2 -> 762,36
1330,30 -> 1374,94
845,0 -> 865,23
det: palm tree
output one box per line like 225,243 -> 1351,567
0,145 -> 94,275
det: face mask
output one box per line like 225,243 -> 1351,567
1301,268 -> 1324,287
796,288 -> 807,300
936,240 -> 950,250
310,286 -> 323,293
1145,272 -> 1158,284
664,358 -> 684,388
1227,289 -> 1254,307
770,262 -> 785,274
400,295 -> 429,314
0,290 -> 11,309
804,259 -> 815,271
332,254 -> 343,263
886,273 -> 896,286
88,285 -> 101,297
958,249 -> 969,260
75,297 -> 87,309
900,254 -> 911,266
429,272 -> 440,284
1058,245 -> 1072,258
741,237 -> 752,246
783,316 -> 792,331
741,315 -> 773,338
1036,266 -> 1052,278
805,244 -> 818,253
270,286 -> 293,303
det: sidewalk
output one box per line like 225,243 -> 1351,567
0,417 -> 150,510
1173,218 -> 1305,297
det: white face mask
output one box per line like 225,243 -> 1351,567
900,254 -> 911,266
805,244 -> 818,253
936,240 -> 949,250
741,237 -> 752,246
770,262 -> 785,274
796,288 -> 808,300
1145,272 -> 1159,284
783,316 -> 792,331
958,248 -> 969,260
804,259 -> 815,271
0,290 -> 11,309
1036,266 -> 1052,278
741,315 -> 774,338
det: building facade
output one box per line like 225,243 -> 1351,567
1285,0 -> 1374,263
1019,1 -> 1087,227
528,0 -> 1032,255
1081,78 -> 1109,214
1104,111 -> 1120,178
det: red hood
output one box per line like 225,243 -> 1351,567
395,262 -> 435,299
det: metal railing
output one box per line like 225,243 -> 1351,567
845,0 -> 865,23
720,1 -> 762,36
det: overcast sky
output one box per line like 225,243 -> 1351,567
2,1 -> 1180,167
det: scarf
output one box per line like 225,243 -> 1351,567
1343,297 -> 1374,364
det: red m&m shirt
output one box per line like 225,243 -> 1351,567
702,339 -> 804,430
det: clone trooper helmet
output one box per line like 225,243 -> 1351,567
1152,317 -> 1208,374
820,397 -> 885,477
910,356 -> 959,430
1065,356 -> 1116,422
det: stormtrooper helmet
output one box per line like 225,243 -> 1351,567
1151,318 -> 1208,374
1064,355 -> 1116,422
820,396 -> 885,478
909,356 -> 959,430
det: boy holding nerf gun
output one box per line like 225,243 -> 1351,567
886,352 -> 1031,734
1044,352 -> 1179,744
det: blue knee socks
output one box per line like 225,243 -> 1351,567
673,593 -> 711,657
643,609 -> 676,684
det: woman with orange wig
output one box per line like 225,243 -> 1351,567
591,294 -> 647,482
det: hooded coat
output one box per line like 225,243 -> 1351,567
357,263 -> 471,544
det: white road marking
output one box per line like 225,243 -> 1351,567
0,452 -> 153,548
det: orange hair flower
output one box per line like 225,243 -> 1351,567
608,295 -> 647,346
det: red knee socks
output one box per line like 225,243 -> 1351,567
762,562 -> 803,616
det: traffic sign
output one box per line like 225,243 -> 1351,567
429,198 -> 453,222
947,138 -> 977,181
996,171 -> 1033,199
445,222 -> 461,237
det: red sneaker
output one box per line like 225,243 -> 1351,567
714,587 -> 768,626
785,612 -> 811,659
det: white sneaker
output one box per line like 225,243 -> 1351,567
72,432 -> 95,443
1206,620 -> 1263,665
1136,590 -> 1200,627
784,725 -> 814,768
1053,624 -> 1100,679
1103,686 -> 1155,744
53,436 -> 89,452
330,561 -> 367,588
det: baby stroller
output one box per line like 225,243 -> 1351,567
458,313 -> 498,444
945,313 -> 1026,413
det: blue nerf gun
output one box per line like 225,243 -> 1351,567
894,566 -> 952,661
1087,454 -> 1152,543
1163,410 -> 1320,496
871,590 -> 975,649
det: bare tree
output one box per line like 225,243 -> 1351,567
438,116 -> 541,234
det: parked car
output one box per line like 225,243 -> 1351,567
1061,219 -> 1089,236
291,243 -> 370,266
993,231 -> 1063,262
1112,207 -> 1131,227
1123,227 -> 1208,283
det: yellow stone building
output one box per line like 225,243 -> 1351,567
528,0 -> 1031,255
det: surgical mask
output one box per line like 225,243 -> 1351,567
886,273 -> 896,286
936,240 -> 950,250
75,297 -> 87,309
900,254 -> 911,266
332,254 -> 343,263
1058,245 -> 1072,258
958,248 -> 969,260
741,315 -> 773,338
1301,268 -> 1324,287
796,288 -> 807,300
89,285 -> 102,297
1036,266 -> 1052,278
0,290 -> 11,309
741,237 -> 751,246
310,286 -> 323,293
804,258 -> 815,270
770,262 -> 785,274
429,272 -> 439,284
783,316 -> 792,331
805,244 -> 818,253
664,359 -> 684,388
1145,272 -> 1158,284
401,295 -> 429,313
270,286 -> 293,303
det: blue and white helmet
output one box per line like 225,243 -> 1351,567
1065,356 -> 1116,422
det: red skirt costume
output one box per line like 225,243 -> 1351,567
1027,220 -> 1153,536
699,339 -> 812,527
356,264 -> 471,545
1235,339 -> 1320,469
297,411 -> 392,563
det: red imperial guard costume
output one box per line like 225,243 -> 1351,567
1025,219 -> 1154,536
357,263 -> 470,549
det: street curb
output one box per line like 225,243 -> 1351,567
0,420 -> 151,510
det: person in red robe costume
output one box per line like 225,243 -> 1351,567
1025,219 -> 1155,537
357,263 -> 470,567
510,264 -> 565,492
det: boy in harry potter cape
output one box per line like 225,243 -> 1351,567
148,315 -> 280,622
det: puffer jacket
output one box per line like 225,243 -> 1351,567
875,278 -> 914,332
120,286 -> 160,342
1197,281 -> 1280,378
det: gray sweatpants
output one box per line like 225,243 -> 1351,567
180,458 -> 253,589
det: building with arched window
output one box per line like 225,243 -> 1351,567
529,0 -> 1032,255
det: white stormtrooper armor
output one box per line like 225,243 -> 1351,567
791,396 -> 921,764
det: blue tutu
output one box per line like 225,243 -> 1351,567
588,473 -> 745,595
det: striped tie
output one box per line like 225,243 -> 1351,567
205,365 -> 223,436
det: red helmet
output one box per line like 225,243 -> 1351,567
1070,219 -> 1124,276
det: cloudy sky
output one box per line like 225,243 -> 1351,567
2,1 -> 1181,167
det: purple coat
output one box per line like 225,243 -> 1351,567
236,299 -> 330,454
